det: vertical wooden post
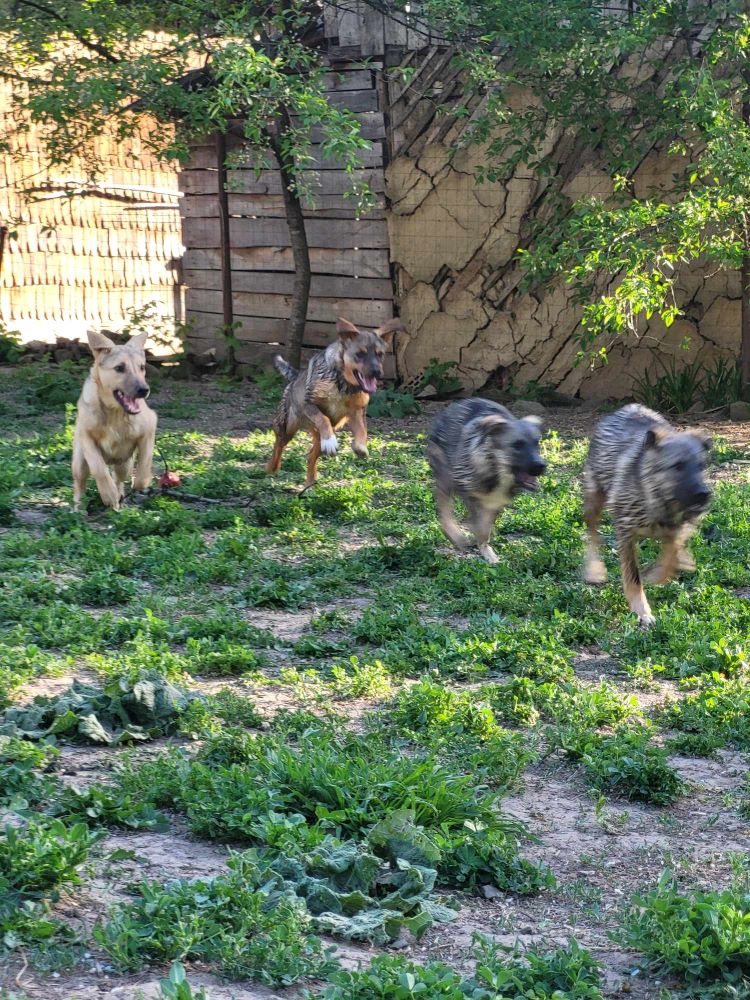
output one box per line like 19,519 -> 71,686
742,0 -> 750,399
215,132 -> 235,370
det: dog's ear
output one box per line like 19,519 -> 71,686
87,330 -> 117,357
375,318 -> 406,346
337,317 -> 360,341
476,414 -> 508,436
644,425 -> 669,449
521,415 -> 543,435
129,331 -> 148,352
694,431 -> 713,454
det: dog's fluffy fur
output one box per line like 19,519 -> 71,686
583,403 -> 712,625
427,398 -> 546,564
72,331 -> 156,511
267,316 -> 405,488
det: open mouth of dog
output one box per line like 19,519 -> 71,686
114,389 -> 142,415
515,471 -> 540,491
355,371 -> 378,393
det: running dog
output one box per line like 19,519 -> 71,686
267,316 -> 404,488
427,398 -> 546,564
72,331 -> 156,511
582,403 -> 712,625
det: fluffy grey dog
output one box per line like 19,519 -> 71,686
583,403 -> 712,625
427,399 -> 546,564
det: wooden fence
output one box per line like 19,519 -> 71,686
179,3 -> 446,370
0,78 -> 184,341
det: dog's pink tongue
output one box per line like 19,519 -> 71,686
361,375 -> 377,393
123,394 -> 140,414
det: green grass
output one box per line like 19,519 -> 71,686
0,366 -> 748,989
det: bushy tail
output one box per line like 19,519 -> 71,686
274,355 -> 297,384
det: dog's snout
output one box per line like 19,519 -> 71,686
135,383 -> 149,399
530,460 -> 547,476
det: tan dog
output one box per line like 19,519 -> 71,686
72,331 -> 157,511
267,317 -> 404,488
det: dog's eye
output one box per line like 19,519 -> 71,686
114,364 -> 126,373
140,364 -> 146,372
356,351 -> 367,361
673,460 -> 685,471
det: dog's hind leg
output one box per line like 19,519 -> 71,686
267,430 -> 291,475
304,436 -> 322,490
583,477 -> 607,584
72,451 -> 89,512
435,488 -> 470,552
467,500 -> 500,565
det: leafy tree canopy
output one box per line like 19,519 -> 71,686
415,0 -> 750,372
0,0 -> 370,193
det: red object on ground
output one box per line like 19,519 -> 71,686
158,471 -> 182,489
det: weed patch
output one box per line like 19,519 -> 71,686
95,852 -> 334,984
619,874 -> 750,989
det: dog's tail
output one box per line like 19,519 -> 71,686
274,355 -> 297,384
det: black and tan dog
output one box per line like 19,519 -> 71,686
583,403 -> 712,625
427,398 -> 546,564
267,316 -> 405,488
72,330 -> 156,511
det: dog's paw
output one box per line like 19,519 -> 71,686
583,559 -> 607,585
676,551 -> 696,573
478,544 -> 499,565
637,611 -> 656,628
352,443 -> 369,460
320,435 -> 338,455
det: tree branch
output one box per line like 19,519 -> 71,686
16,0 -> 121,62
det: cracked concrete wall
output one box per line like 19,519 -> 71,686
386,143 -> 741,400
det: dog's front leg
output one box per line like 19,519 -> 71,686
675,521 -> 698,573
617,530 -> 654,625
303,404 -> 337,455
133,423 -> 156,492
435,487 -> 470,551
72,448 -> 89,512
79,438 -> 121,510
644,534 -> 680,585
349,408 -> 368,459
468,501 -> 501,565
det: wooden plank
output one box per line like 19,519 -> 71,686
187,142 -> 384,171
180,192 -> 385,220
189,289 -> 393,325
189,310 -> 338,345
327,44 -> 364,62
361,3 -> 385,56
324,89 -> 379,113
184,245 -> 392,278
184,267 -> 394,300
181,167 -> 385,197
289,113 -> 385,143
322,69 -> 374,92
182,216 -> 389,249
336,1 -> 362,46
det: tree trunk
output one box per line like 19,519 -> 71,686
267,107 -> 311,371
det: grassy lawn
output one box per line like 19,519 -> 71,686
1,362 -> 749,999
